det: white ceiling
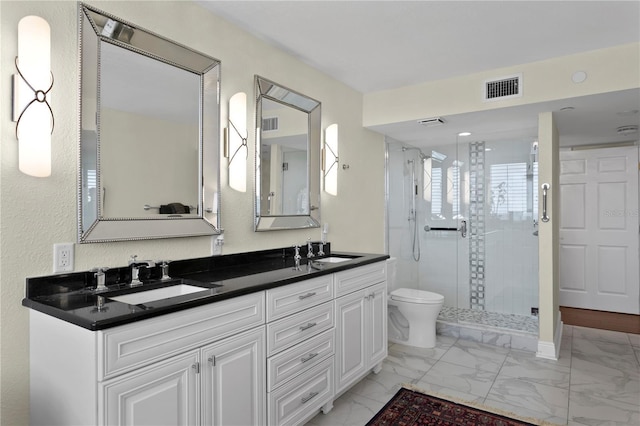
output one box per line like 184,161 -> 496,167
199,0 -> 640,146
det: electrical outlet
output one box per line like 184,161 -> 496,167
53,243 -> 74,273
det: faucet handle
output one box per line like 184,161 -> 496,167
318,242 -> 325,256
157,260 -> 172,281
307,238 -> 315,258
90,267 -> 109,292
128,255 -> 138,265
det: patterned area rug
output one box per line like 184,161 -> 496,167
366,387 -> 552,426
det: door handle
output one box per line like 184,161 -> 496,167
541,183 -> 550,222
459,220 -> 467,238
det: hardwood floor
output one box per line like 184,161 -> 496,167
560,306 -> 640,334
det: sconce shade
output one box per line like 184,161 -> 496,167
15,15 -> 52,177
324,123 -> 338,195
228,92 -> 247,192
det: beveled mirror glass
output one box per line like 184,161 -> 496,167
255,76 -> 321,231
78,4 -> 221,242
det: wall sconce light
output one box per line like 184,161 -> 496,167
225,92 -> 247,192
12,16 -> 53,178
323,123 -> 338,195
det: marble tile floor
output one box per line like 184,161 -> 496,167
306,325 -> 640,426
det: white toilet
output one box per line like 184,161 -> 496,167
387,258 -> 444,349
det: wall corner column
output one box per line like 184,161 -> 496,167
536,111 -> 562,360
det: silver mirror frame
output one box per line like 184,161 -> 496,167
78,3 -> 222,243
254,76 -> 321,231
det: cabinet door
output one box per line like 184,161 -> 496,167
367,282 -> 388,367
334,288 -> 367,395
201,327 -> 266,426
101,350 -> 199,426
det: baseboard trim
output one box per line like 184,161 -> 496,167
536,311 -> 562,360
560,306 -> 640,334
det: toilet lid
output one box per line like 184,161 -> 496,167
391,288 -> 444,304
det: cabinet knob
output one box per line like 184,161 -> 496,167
192,363 -> 200,374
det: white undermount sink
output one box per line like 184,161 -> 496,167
108,284 -> 206,305
315,257 -> 353,263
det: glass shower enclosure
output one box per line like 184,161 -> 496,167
387,131 -> 539,333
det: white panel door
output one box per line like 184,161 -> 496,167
559,146 -> 639,314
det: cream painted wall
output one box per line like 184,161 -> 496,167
0,1 -> 384,424
364,43 -> 640,127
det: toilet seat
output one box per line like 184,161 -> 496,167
391,288 -> 444,304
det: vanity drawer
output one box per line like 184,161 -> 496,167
267,329 -> 334,391
266,275 -> 333,321
98,292 -> 265,380
266,301 -> 334,356
334,261 -> 387,297
268,357 -> 334,426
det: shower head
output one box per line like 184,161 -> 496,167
402,146 -> 430,161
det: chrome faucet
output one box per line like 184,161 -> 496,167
129,255 -> 156,287
318,242 -> 325,257
293,245 -> 301,271
307,238 -> 315,259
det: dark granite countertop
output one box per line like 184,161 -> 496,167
22,246 -> 389,331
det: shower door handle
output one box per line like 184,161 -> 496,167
541,183 -> 550,222
459,220 -> 467,238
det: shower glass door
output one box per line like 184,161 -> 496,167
387,131 -> 539,330
454,132 -> 539,320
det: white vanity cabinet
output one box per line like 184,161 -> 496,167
334,262 -> 388,396
265,275 -> 336,426
29,292 -> 265,426
28,259 -> 388,426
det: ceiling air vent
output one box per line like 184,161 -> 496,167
484,73 -> 522,102
617,125 -> 638,136
417,117 -> 446,127
262,116 -> 278,132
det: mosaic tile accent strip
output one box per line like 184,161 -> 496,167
438,306 -> 539,334
469,141 -> 486,310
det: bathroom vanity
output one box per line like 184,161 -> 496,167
23,247 -> 388,426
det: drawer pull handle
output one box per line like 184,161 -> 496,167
298,292 -> 317,300
299,322 -> 317,331
301,391 -> 319,404
300,352 -> 318,363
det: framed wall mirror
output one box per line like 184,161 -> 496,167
255,76 -> 321,231
78,4 -> 221,242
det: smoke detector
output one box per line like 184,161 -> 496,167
617,125 -> 638,136
418,117 -> 446,127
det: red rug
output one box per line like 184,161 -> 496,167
366,387 -> 539,426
